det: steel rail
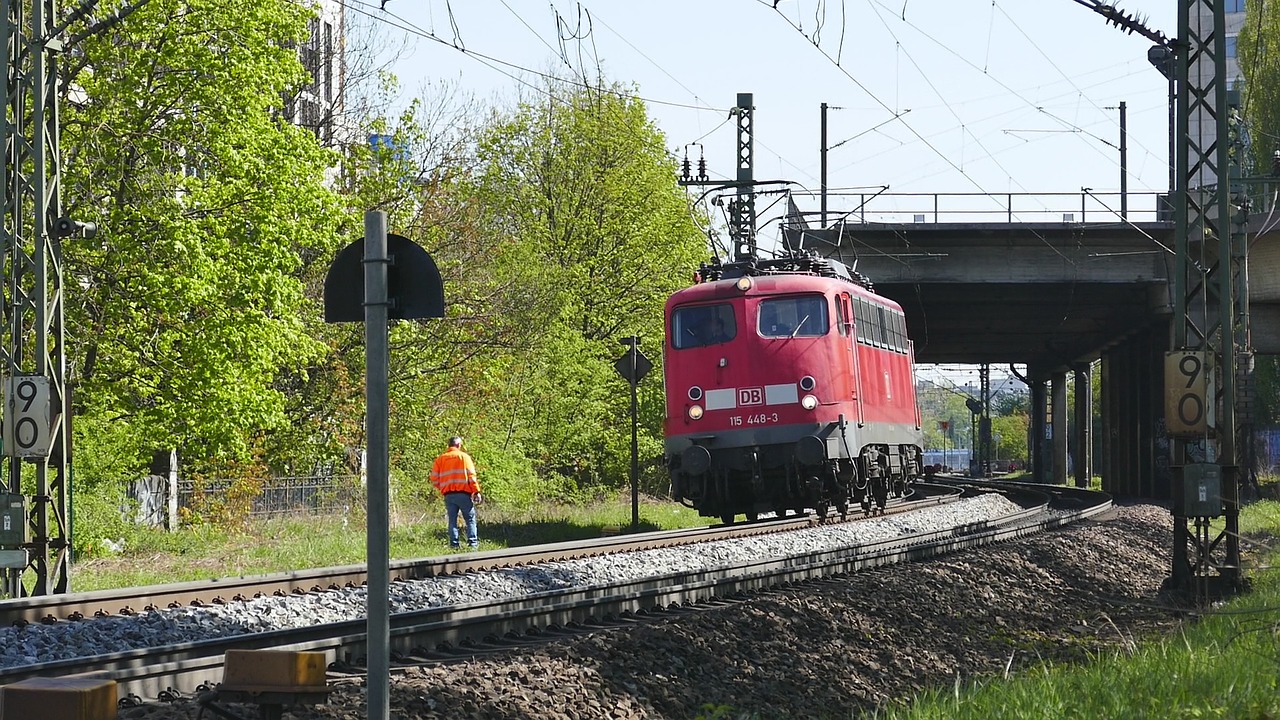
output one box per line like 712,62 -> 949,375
0,483 -> 961,627
0,484 -> 1107,700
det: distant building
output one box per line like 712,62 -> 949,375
284,0 -> 344,148
1187,1 -> 1246,187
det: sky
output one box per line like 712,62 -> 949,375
355,0 -> 1178,388
361,0 -> 1177,233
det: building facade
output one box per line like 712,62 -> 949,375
285,0 -> 344,148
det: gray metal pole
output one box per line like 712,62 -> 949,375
363,211 -> 390,720
821,102 -> 828,228
630,336 -> 639,531
1120,101 -> 1128,219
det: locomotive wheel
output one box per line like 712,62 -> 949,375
837,502 -> 848,521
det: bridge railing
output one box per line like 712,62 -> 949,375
805,191 -> 1171,225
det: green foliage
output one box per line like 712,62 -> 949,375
72,412 -> 149,491
918,382 -> 975,450
366,77 -> 705,496
52,5 -> 706,532
992,387 -> 1030,416
70,412 -> 151,558
1241,5 -> 1280,174
693,705 -> 739,720
60,0 -> 346,461
991,413 -> 1029,463
71,488 -> 137,560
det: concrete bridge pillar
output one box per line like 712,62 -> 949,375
1029,372 -> 1047,482
1099,325 -> 1167,498
1073,362 -> 1092,488
1052,370 -> 1068,486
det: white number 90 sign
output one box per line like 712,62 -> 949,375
3,376 -> 51,459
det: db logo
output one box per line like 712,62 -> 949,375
738,387 -> 764,406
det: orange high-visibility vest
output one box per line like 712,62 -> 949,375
430,448 -> 479,495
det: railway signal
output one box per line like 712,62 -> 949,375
616,337 -> 650,531
323,212 -> 445,720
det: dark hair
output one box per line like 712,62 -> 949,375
448,436 -> 464,448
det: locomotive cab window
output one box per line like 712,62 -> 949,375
672,303 -> 737,349
759,295 -> 828,338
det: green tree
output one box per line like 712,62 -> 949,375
1240,5 -> 1280,175
459,78 -> 707,492
918,380 -> 975,451
60,0 -> 345,468
991,413 -> 1029,464
1239,4 -> 1280,441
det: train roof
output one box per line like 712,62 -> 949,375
694,251 -> 872,288
669,253 -> 902,310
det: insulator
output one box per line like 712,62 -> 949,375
681,153 -> 692,181
697,156 -> 709,182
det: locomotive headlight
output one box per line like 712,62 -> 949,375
688,404 -> 704,420
801,394 -> 818,410
734,276 -> 752,292
799,375 -> 816,391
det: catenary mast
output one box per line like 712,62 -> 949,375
1,0 -> 72,595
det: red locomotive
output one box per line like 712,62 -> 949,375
663,252 -> 924,523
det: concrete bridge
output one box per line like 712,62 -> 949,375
783,190 -> 1280,497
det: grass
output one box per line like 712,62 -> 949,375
869,498 -> 1280,720
69,491 -> 708,592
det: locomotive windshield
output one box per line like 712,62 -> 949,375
672,303 -> 737,349
759,295 -> 828,338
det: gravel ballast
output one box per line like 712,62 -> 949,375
115,500 -> 1183,719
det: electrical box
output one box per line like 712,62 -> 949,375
0,494 -> 26,547
1175,463 -> 1223,518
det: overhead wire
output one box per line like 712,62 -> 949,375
345,0 -> 730,115
861,0 -> 1043,207
758,0 -> 991,198
886,0 -> 1168,191
775,0 -> 1155,267
988,2 -> 1168,177
758,0 -> 1142,259
360,0 -> 826,241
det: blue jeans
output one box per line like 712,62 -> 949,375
445,493 -> 478,548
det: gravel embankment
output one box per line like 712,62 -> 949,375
116,501 -> 1184,719
0,495 -> 1021,668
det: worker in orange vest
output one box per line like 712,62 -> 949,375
430,436 -> 482,550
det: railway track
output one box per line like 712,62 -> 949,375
0,481 -> 1107,703
0,482 -> 960,629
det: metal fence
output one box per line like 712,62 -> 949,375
177,475 -> 365,518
